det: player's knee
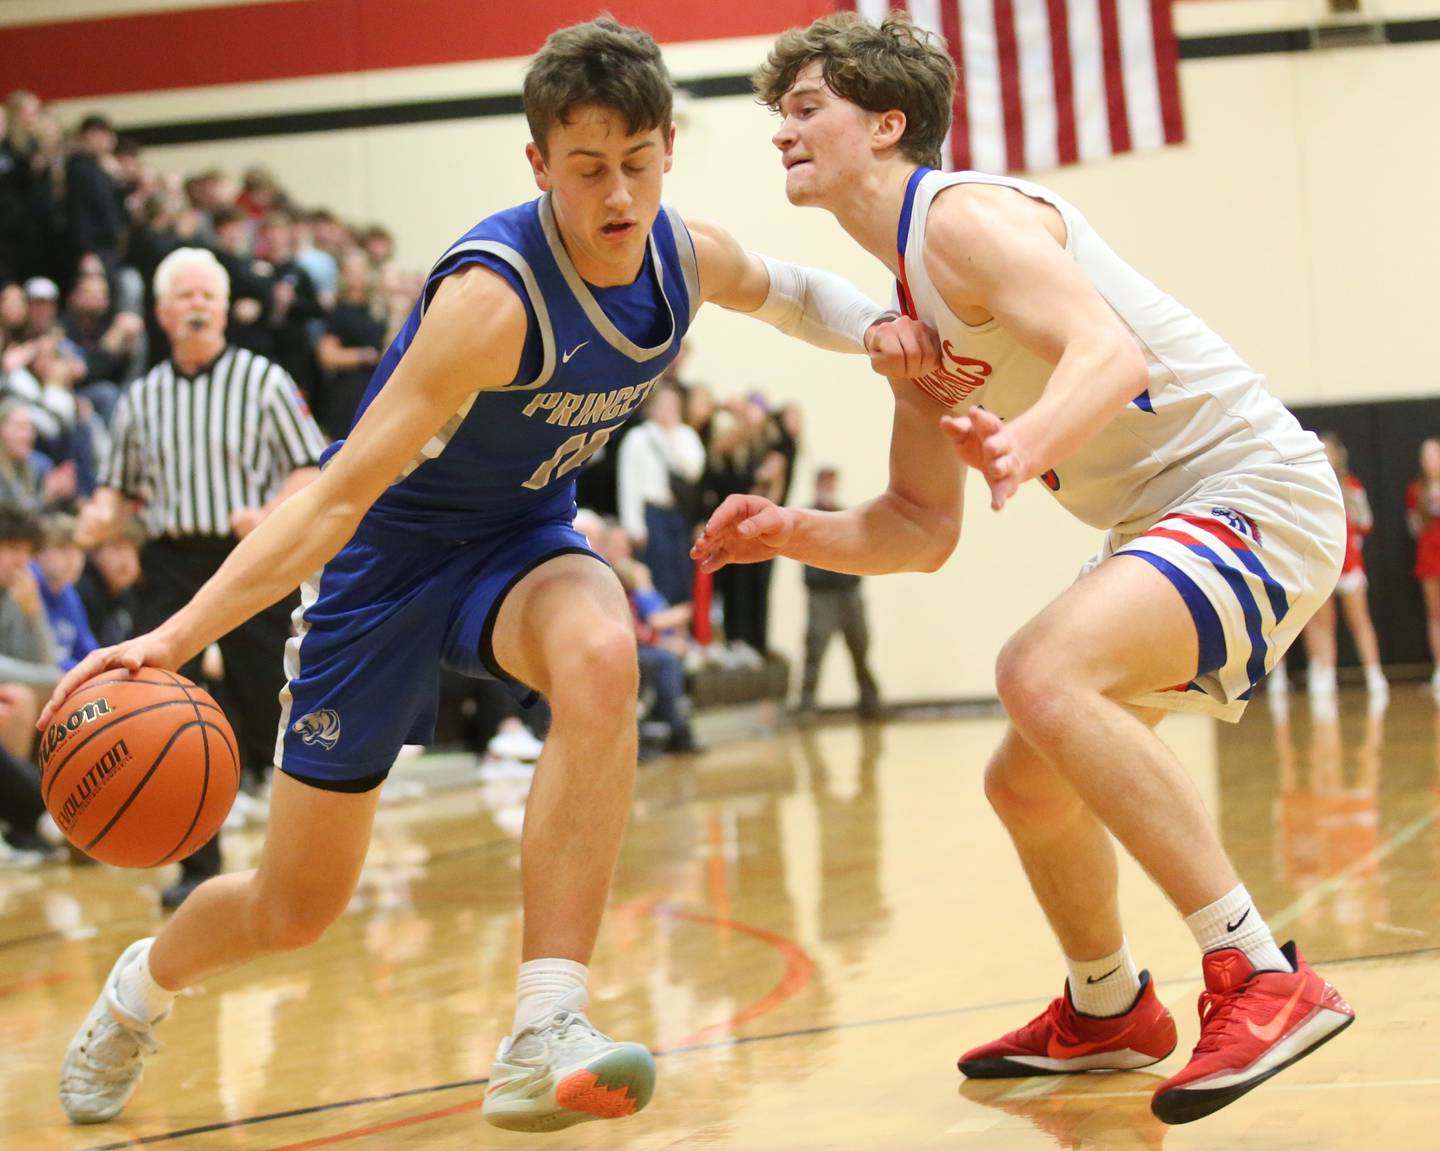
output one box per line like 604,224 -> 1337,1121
984,751 -> 1061,826
994,635 -> 1059,728
250,887 -> 347,952
550,623 -> 638,713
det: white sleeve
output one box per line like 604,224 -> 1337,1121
747,254 -> 897,353
617,431 -> 649,540
672,425 -> 706,482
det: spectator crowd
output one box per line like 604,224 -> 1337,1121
0,87 -> 841,870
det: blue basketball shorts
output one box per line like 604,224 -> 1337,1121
274,516 -> 597,791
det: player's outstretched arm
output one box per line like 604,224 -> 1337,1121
39,267 -> 527,728
683,213 -> 939,379
925,187 -> 1147,510
692,381 -> 962,575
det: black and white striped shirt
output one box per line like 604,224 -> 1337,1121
106,345 -> 328,539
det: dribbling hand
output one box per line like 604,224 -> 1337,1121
37,632 -> 182,731
940,407 -> 1034,512
690,494 -> 795,573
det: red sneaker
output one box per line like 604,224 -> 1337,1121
1151,942 -> 1354,1124
958,970 -> 1177,1078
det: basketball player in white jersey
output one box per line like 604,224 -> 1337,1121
693,12 -> 1354,1124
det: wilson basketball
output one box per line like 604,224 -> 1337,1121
38,668 -> 240,869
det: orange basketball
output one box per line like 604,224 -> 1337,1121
38,668 -> 240,869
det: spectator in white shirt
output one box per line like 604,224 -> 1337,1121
617,381 -> 705,608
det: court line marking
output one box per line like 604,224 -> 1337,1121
61,786 -> 1440,1148
76,901 -> 817,1151
73,966 -> 1438,1151
1267,807 -> 1439,936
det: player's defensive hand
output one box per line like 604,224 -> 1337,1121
940,407 -> 1034,511
864,315 -> 940,379
37,632 -> 183,731
691,493 -> 795,573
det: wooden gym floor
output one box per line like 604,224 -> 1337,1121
2,685 -> 1437,1149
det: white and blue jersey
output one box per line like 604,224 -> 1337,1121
276,195 -> 699,789
896,168 -> 1344,720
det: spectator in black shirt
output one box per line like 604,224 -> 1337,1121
314,249 -> 383,437
77,521 -> 142,648
0,92 -> 44,282
64,115 -> 125,279
254,212 -> 322,396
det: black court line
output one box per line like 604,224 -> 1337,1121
121,19 -> 1440,148
74,943 -> 1435,1149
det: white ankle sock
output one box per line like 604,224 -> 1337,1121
1308,663 -> 1336,694
1364,665 -> 1388,689
116,940 -> 177,1023
1185,884 -> 1289,972
1066,940 -> 1142,1017
513,958 -> 588,1034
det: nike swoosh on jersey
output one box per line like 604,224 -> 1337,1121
1245,982 -> 1310,1043
562,341 -> 589,363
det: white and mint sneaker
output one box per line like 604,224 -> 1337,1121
482,989 -> 655,1132
59,939 -> 167,1124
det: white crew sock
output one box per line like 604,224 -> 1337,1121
513,957 -> 588,1034
1307,663 -> 1336,695
1185,884 -> 1289,972
1066,939 -> 1142,1017
1364,664 -> 1388,691
116,940 -> 177,1024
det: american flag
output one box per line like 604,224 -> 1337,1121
851,0 -> 1184,173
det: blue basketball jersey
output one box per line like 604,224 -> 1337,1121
333,195 -> 699,539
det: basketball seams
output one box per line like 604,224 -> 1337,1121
83,718 -> 234,857
152,676 -> 215,870
147,721 -> 231,868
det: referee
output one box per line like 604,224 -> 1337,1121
80,247 -> 327,908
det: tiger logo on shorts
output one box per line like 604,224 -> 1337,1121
293,709 -> 341,750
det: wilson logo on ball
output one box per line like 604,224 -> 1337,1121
41,698 -> 114,764
56,738 -> 132,833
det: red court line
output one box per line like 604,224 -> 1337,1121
657,904 -> 816,1048
262,1099 -> 484,1151
257,901 -> 814,1150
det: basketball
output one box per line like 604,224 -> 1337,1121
38,668 -> 241,869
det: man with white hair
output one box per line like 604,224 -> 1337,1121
80,246 -> 326,907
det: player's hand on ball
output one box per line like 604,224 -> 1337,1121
864,315 -> 940,379
691,493 -> 795,572
940,407 -> 1032,511
37,632 -> 182,730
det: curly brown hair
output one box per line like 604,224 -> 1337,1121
753,11 -> 956,169
523,17 -> 674,158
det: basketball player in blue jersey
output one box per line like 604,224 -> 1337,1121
695,12 -> 1354,1126
44,18 -> 938,1134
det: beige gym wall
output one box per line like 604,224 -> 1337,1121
30,0 -> 1440,704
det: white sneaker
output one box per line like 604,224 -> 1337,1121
59,939 -> 167,1124
482,989 -> 654,1132
487,721 -> 544,763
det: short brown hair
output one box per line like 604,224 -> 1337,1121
754,12 -> 956,169
523,17 -> 673,157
